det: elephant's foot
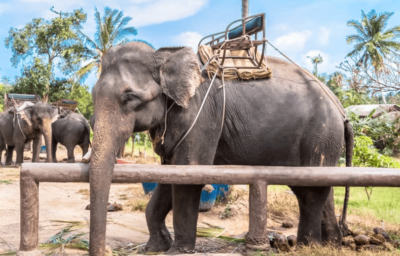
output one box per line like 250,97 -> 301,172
145,227 -> 173,252
164,244 -> 196,255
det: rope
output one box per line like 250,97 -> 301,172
171,72 -> 219,154
266,40 -> 346,118
12,99 -> 27,140
161,97 -> 168,145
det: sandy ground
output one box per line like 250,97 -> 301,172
0,146 -> 299,255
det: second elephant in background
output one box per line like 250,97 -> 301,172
52,111 -> 91,163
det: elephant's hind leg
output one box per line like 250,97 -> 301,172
5,146 -> 14,166
145,184 -> 173,252
321,189 -> 342,246
66,144 -> 76,163
291,186 -> 331,246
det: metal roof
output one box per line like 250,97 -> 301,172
346,104 -> 400,118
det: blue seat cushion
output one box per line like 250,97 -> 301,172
228,16 -> 262,39
8,94 -> 37,100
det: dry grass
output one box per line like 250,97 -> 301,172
77,188 -> 89,196
267,189 -> 299,219
129,198 -> 148,212
277,244 -> 400,256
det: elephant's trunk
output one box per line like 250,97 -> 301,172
89,107 -> 130,255
41,120 -> 53,162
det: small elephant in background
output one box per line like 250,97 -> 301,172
0,102 -> 59,165
52,110 -> 91,163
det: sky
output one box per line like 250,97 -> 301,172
0,0 -> 399,88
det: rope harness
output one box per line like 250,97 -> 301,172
12,99 -> 27,140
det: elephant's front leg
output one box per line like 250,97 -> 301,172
145,184 -> 173,252
165,184 -> 204,255
15,141 -> 26,165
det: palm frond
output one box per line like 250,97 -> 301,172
76,30 -> 99,51
346,34 -> 366,44
347,20 -> 368,38
70,61 -> 97,83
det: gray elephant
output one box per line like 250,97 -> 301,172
88,42 -> 353,255
0,102 -> 58,165
52,111 -> 91,163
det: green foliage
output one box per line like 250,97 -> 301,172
72,7 -> 138,82
0,83 -> 12,112
347,10 -> 400,70
68,85 -> 93,119
5,9 -> 87,100
352,136 -> 400,168
347,110 -> 400,156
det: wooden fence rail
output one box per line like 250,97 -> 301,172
17,163 -> 400,255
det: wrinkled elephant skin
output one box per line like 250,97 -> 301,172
89,42 -> 353,255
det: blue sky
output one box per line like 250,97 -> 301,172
0,0 -> 399,88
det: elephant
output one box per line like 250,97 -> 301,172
88,41 -> 353,255
0,102 -> 58,165
90,114 -> 127,159
52,111 -> 91,163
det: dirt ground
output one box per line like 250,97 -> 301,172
0,146 -> 300,255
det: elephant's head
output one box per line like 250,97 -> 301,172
89,42 -> 203,254
18,102 -> 58,161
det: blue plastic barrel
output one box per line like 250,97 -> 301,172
199,184 -> 219,212
142,183 -> 158,195
40,145 -> 46,154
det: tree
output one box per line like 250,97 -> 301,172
71,7 -> 137,83
307,54 -> 323,76
346,10 -> 400,103
5,9 -> 87,102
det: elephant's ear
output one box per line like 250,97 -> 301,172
157,47 -> 204,108
18,107 -> 32,126
51,107 -> 59,123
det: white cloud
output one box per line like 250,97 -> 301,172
273,30 -> 312,52
302,50 -> 332,73
318,27 -> 330,46
127,0 -> 207,27
174,31 -> 203,51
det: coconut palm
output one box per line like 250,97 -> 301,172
307,54 -> 323,76
347,10 -> 400,70
71,7 -> 137,82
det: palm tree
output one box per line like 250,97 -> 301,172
347,10 -> 400,69
347,10 -> 400,103
71,7 -> 138,83
307,54 -> 323,76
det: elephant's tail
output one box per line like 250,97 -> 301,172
340,120 -> 354,236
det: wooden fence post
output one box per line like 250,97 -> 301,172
247,180 -> 270,250
18,170 -> 41,256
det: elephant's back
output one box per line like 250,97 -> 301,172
215,57 -> 345,167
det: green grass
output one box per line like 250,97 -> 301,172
334,187 -> 400,224
270,185 -> 400,224
0,180 -> 12,185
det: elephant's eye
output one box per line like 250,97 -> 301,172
122,90 -> 141,111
